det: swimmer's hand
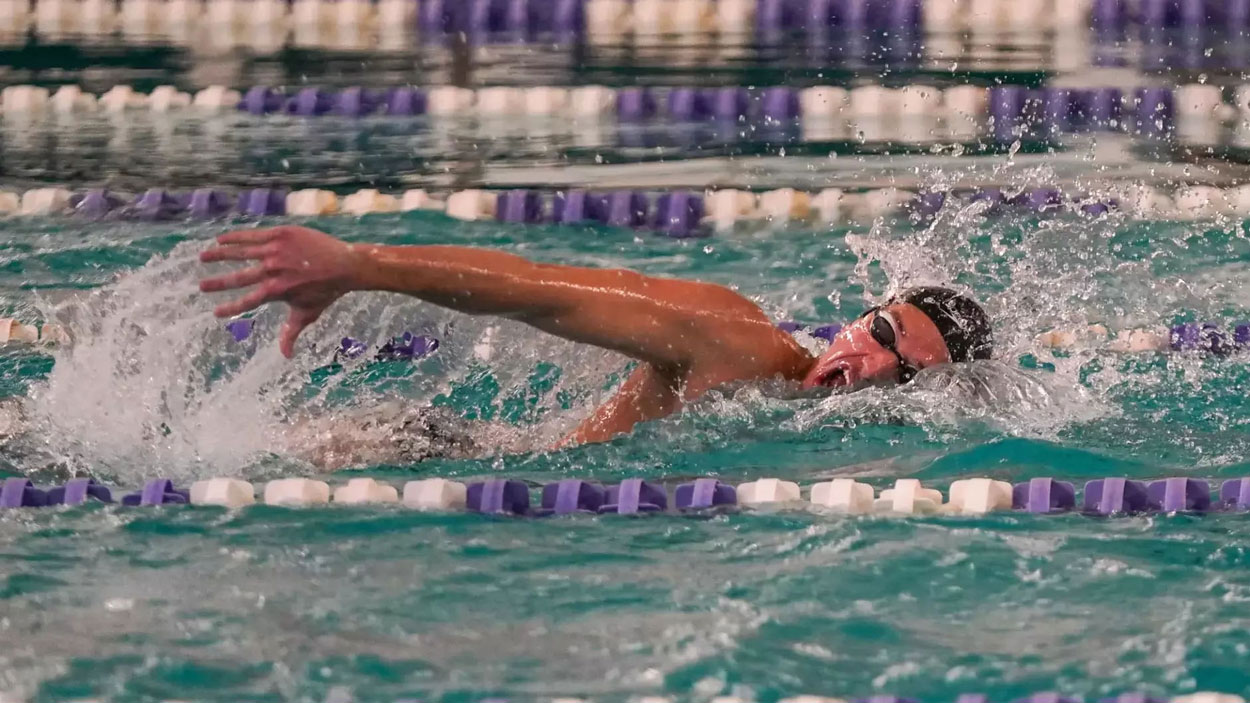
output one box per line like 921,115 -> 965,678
200,226 -> 364,358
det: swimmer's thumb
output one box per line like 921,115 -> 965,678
279,307 -> 322,359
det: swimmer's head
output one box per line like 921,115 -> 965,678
801,286 -> 993,390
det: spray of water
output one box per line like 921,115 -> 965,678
20,241 -> 624,482
797,161 -> 1250,444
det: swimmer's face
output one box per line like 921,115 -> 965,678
801,303 -> 952,390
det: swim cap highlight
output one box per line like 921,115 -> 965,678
893,287 -> 993,362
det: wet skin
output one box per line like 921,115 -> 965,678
198,225 -> 953,447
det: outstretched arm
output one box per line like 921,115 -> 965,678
199,226 -> 801,377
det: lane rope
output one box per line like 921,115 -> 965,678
5,475 -> 1250,515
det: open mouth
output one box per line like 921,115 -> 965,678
817,365 -> 849,388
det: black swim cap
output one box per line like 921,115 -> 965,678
893,287 -> 993,362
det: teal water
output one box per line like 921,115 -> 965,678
3,205 -> 1250,701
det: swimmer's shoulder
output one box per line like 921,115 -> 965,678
686,324 -> 812,389
755,323 -> 816,380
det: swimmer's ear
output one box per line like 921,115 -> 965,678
279,307 -> 323,359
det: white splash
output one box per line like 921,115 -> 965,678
22,242 -> 621,481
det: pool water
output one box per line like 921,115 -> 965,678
3,200 -> 1250,701
7,12 -> 1250,701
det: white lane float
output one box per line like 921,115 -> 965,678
758,188 -> 813,224
264,478 -> 331,506
148,85 -> 192,112
445,190 -> 497,221
193,86 -> 243,111
190,478 -> 256,508
569,85 -> 617,118
19,188 -> 72,215
286,189 -> 340,216
705,189 -> 758,231
945,478 -> 1013,515
874,479 -> 943,515
809,478 -> 875,514
333,478 -> 399,504
342,189 -> 400,215
402,478 -> 468,510
737,478 -> 801,506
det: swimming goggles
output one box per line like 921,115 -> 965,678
861,307 -> 920,384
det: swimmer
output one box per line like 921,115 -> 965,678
198,225 -> 995,447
